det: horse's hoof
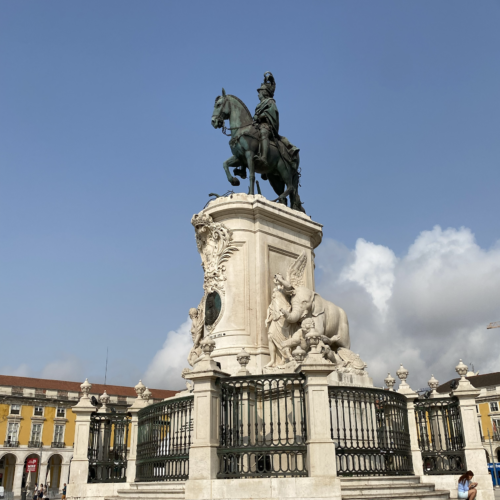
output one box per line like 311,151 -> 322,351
230,177 -> 240,186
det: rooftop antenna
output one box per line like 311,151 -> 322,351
104,347 -> 109,387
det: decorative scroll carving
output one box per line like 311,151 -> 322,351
191,213 -> 238,294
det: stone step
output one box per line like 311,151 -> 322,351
341,475 -> 422,486
342,483 -> 436,495
115,482 -> 185,500
340,476 -> 450,500
342,492 -> 450,500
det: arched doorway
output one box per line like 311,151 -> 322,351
47,454 -> 63,492
0,453 -> 17,492
496,447 -> 500,463
486,451 -> 491,463
22,453 -> 41,490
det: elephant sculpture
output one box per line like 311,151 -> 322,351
274,252 -> 350,353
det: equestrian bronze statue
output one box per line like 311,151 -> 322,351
211,72 -> 305,212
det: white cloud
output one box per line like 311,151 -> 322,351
143,317 -> 193,390
41,355 -> 85,381
340,238 -> 397,315
0,363 -> 32,377
316,225 -> 500,390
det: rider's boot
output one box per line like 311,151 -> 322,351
254,136 -> 270,169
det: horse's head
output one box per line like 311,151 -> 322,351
211,88 -> 230,129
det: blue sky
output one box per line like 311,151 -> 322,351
1,1 -> 499,389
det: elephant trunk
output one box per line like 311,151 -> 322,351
285,305 -> 304,324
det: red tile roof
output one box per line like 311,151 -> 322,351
437,372 -> 500,393
0,374 -> 177,400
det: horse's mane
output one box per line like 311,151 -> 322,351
228,94 -> 252,118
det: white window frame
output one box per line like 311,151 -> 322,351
10,404 -> 21,415
30,423 -> 43,442
33,406 -> 44,416
56,407 -> 66,418
489,402 -> 499,412
6,422 -> 20,443
53,424 -> 65,444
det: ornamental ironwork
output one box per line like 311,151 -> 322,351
88,412 -> 131,483
136,395 -> 194,482
414,397 -> 466,475
218,373 -> 308,479
328,386 -> 413,476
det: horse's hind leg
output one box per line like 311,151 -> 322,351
223,155 -> 241,186
268,175 -> 286,205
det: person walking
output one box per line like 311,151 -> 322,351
37,484 -> 44,499
32,484 -> 38,500
458,470 -> 478,499
61,483 -> 67,500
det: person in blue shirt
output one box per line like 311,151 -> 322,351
458,470 -> 478,499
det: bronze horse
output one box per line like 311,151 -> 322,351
211,89 -> 304,212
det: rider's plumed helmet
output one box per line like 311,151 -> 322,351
257,72 -> 276,98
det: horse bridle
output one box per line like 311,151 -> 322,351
215,95 -> 253,136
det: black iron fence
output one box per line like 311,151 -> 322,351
328,386 -> 413,476
88,412 -> 131,483
217,373 -> 307,479
136,395 -> 194,482
414,397 -> 466,475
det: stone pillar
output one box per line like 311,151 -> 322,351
68,379 -> 95,488
12,462 -> 25,498
296,347 -> 336,478
38,460 -> 49,487
196,193 -> 323,375
184,339 -> 229,499
60,463 -> 70,488
453,361 -> 494,500
397,381 -> 424,476
126,380 -> 150,483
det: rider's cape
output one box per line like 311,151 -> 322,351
253,99 -> 299,170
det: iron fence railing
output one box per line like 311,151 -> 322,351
414,397 -> 466,475
88,412 -> 131,483
51,441 -> 65,448
3,441 -> 18,448
28,440 -> 42,448
218,373 -> 308,479
328,386 -> 413,476
136,395 -> 194,482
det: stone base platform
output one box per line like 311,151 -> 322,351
184,477 -> 341,500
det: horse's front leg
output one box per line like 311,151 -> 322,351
223,155 -> 241,186
245,150 -> 255,195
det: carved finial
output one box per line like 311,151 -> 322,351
428,374 -> 439,394
134,380 -> 146,399
99,390 -> 110,412
292,345 -> 306,363
80,378 -> 92,399
384,373 -> 396,391
200,336 -> 216,356
236,348 -> 251,369
396,364 -> 409,383
143,387 -> 152,403
455,359 -> 468,381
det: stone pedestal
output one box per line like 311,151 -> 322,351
199,194 -> 322,375
453,380 -> 494,500
126,397 -> 150,483
67,382 -> 95,498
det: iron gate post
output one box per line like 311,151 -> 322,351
453,377 -> 494,500
126,389 -> 150,483
68,380 -> 95,493
184,350 -> 230,497
296,353 -> 337,478
397,384 -> 423,475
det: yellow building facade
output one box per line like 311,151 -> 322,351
0,374 -> 175,498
